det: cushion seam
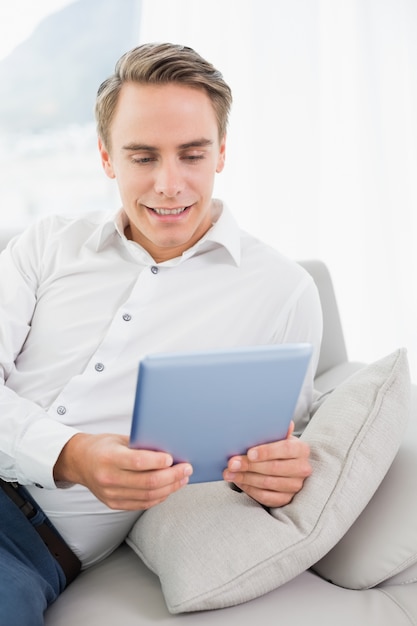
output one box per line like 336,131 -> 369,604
376,587 -> 417,625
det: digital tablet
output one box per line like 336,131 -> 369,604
129,343 -> 312,483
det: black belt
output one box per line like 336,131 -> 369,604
0,479 -> 81,586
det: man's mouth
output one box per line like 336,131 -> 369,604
149,206 -> 189,216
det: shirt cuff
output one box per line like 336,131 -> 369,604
16,417 -> 80,489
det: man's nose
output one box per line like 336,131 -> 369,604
154,161 -> 184,197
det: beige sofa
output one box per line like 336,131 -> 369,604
1,230 -> 416,625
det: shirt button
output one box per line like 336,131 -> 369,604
150,265 -> 159,274
95,362 -> 105,372
122,313 -> 132,321
57,406 -> 66,415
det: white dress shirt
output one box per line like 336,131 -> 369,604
0,201 -> 322,567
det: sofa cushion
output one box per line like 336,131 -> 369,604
380,561 -> 417,587
126,349 -> 410,613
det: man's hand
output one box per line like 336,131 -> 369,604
223,422 -> 312,508
53,433 -> 193,510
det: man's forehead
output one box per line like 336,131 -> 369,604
119,83 -> 217,123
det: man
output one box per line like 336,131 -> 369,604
0,43 -> 322,623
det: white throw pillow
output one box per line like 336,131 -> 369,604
126,349 -> 410,613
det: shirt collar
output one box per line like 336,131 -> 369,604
91,200 -> 241,266
179,200 -> 241,266
85,211 -> 121,252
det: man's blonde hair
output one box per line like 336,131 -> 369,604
95,43 -> 233,150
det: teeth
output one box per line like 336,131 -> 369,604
152,207 -> 187,215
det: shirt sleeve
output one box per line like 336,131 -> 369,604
275,275 -> 323,435
0,226 -> 79,488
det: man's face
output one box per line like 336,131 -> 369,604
99,82 -> 226,262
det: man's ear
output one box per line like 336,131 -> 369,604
98,137 -> 116,179
216,135 -> 226,173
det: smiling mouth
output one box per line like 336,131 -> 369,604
149,206 -> 190,216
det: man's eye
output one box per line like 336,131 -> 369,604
183,154 -> 205,161
131,157 -> 155,164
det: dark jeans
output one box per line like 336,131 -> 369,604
0,484 -> 66,626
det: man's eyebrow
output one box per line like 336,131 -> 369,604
122,143 -> 157,152
122,139 -> 214,152
178,139 -> 214,150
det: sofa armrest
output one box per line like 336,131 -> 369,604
298,260 -> 348,378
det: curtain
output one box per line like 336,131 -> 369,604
139,0 -> 417,377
